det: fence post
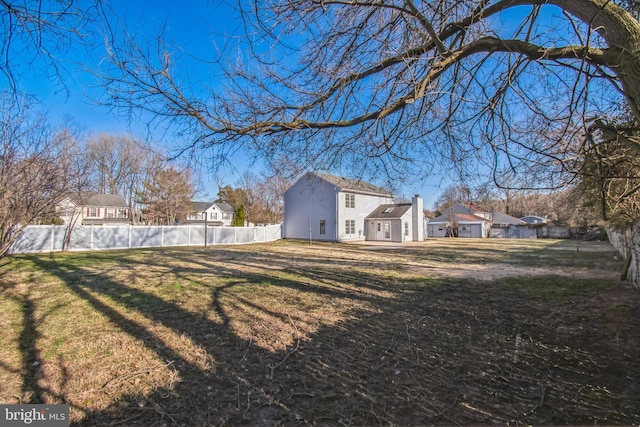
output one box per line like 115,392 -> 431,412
50,225 -> 55,252
128,225 -> 132,249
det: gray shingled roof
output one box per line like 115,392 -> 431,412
430,211 -> 488,223
366,203 -> 412,219
314,172 -> 393,196
491,210 -> 526,225
190,201 -> 214,212
70,192 -> 127,207
214,202 -> 235,213
450,203 -> 489,215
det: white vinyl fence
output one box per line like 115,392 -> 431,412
8,224 -> 282,254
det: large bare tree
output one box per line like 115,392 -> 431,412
84,134 -> 158,224
0,93 -> 84,257
97,1 -> 640,190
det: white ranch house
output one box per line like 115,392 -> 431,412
283,172 -> 425,243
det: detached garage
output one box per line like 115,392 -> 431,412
427,203 -> 492,238
457,222 -> 485,238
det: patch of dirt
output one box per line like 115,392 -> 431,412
406,262 -> 615,281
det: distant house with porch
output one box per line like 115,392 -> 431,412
57,193 -> 130,226
283,172 -> 425,242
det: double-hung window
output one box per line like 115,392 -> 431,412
345,193 -> 355,208
345,219 -> 355,235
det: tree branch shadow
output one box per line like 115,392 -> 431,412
18,244 -> 640,426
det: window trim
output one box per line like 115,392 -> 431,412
345,219 -> 355,235
345,193 -> 355,209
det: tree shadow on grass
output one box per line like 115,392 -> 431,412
25,246 -> 640,426
17,292 -> 44,404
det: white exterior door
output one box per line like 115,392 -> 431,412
376,221 -> 391,241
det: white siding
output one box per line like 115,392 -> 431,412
284,174 -> 339,240
365,210 -> 413,242
284,174 -> 394,242
337,191 -> 394,241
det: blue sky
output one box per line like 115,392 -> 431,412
7,1 -> 477,207
12,1 -> 269,201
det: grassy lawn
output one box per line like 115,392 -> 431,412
1,238 -> 639,426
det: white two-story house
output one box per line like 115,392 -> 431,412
185,201 -> 236,226
57,193 -> 130,226
283,172 -> 425,242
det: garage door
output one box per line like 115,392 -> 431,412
470,224 -> 482,238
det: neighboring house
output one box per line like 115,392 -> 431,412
283,172 -> 425,242
58,193 -> 130,226
490,211 -> 536,238
185,201 -> 236,226
520,215 -> 550,224
428,203 -> 538,238
427,203 -> 492,238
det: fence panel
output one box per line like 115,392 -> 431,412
235,227 -> 255,244
163,226 -> 189,247
264,225 -> 282,241
8,225 -> 67,254
190,226 -> 206,246
130,226 -> 163,248
92,226 -> 130,250
9,224 -> 283,254
69,226 -> 92,251
536,226 -> 571,239
214,227 -> 236,245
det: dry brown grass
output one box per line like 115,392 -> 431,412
0,238 -> 639,426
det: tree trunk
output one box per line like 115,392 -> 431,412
550,0 -> 640,120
